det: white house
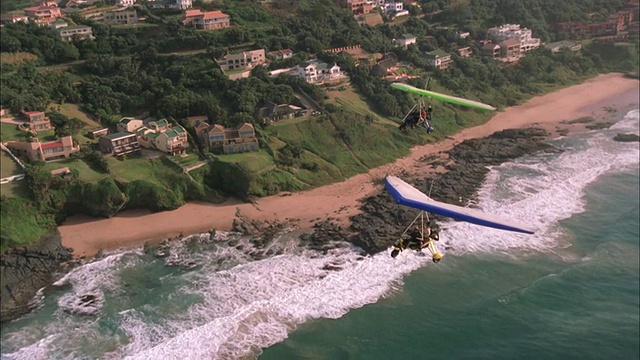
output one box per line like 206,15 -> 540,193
147,0 -> 191,10
57,24 -> 94,42
394,33 -> 417,48
290,60 -> 344,84
424,49 -> 453,70
487,24 -> 541,53
115,0 -> 135,6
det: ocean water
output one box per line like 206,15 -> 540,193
1,109 -> 638,360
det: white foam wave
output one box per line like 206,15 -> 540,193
53,250 -> 142,316
445,108 -> 639,256
118,238 -> 430,359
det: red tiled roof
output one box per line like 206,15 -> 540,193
281,49 -> 293,54
202,10 -> 229,20
41,141 -> 63,150
24,111 -> 43,115
184,9 -> 203,17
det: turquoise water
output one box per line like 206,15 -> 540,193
1,109 -> 638,359
260,171 -> 640,360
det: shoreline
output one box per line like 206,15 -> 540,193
58,73 -> 640,259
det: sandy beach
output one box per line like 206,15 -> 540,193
58,73 -> 639,258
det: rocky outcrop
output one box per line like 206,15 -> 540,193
613,133 -> 640,142
308,128 -> 558,254
0,230 -> 72,323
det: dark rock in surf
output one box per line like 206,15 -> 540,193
613,133 -> 640,142
0,230 -> 72,323
344,128 -> 558,254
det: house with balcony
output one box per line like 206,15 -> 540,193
117,117 -> 145,133
1,14 -> 29,24
24,5 -> 62,24
487,24 -> 540,53
150,126 -> 189,155
424,49 -> 453,70
6,136 -> 79,163
98,131 -> 141,156
498,39 -> 521,62
337,0 -> 375,15
290,60 -> 345,84
135,119 -> 189,155
481,42 -> 500,59
57,24 -> 95,42
102,7 -> 138,25
457,46 -> 473,58
147,0 -> 192,9
182,9 -> 230,30
196,123 -> 259,154
22,111 -> 53,132
394,34 -> 417,48
217,49 -> 266,71
115,0 -> 135,6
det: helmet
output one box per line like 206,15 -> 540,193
427,105 -> 433,112
432,252 -> 443,263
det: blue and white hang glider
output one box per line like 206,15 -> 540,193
385,175 -> 536,235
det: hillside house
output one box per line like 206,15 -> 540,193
457,46 -> 473,58
24,5 -> 62,24
424,50 -> 453,70
499,39 -> 521,62
394,34 -> 417,48
6,136 -> 79,162
102,7 -> 138,25
1,14 -> 29,24
268,49 -> 293,60
544,41 -> 582,54
337,0 -> 375,14
371,52 -> 398,78
217,49 -> 266,71
147,0 -> 192,10
57,24 -> 94,42
291,60 -> 345,84
481,42 -> 500,59
99,131 -> 140,156
153,126 -> 188,155
117,117 -> 144,133
258,102 -> 304,124
487,24 -> 540,53
22,111 -> 53,132
116,0 -> 135,6
87,128 -> 109,139
148,119 -> 170,132
184,115 -> 209,127
196,123 -> 259,154
182,9 -> 230,30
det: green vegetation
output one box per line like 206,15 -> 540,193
0,123 -> 27,142
42,158 -> 107,183
0,197 -> 56,253
0,0 -> 638,252
1,151 -> 23,178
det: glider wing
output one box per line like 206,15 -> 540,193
391,83 -> 497,111
385,176 -> 535,234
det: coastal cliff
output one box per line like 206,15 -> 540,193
0,230 -> 72,323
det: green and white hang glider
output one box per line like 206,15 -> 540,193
390,83 -> 497,111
